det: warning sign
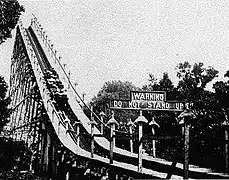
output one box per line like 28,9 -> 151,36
110,100 -> 185,111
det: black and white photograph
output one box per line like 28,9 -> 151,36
1,0 -> 229,179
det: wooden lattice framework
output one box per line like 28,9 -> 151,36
8,26 -> 59,176
9,26 -> 43,151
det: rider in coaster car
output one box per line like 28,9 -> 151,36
53,89 -> 68,110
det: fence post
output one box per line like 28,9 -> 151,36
89,121 -> 97,158
73,121 -> 81,147
222,110 -> 229,173
127,119 -> 135,153
184,120 -> 190,179
99,111 -> 106,135
107,111 -> 119,164
226,129 -> 229,173
134,110 -> 148,173
149,117 -> 160,157
178,109 -> 196,180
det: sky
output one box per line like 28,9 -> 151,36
1,0 -> 229,102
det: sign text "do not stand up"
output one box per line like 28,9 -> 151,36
110,91 -> 186,111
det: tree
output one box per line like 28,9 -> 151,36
213,71 -> 229,117
176,61 -> 218,102
142,62 -> 222,166
213,81 -> 229,110
142,73 -> 160,91
142,72 -> 174,92
90,80 -> 139,120
176,62 -> 226,170
142,72 -> 177,102
176,61 -> 220,126
176,62 -> 219,114
0,0 -> 24,45
159,72 -> 174,92
0,76 -> 10,131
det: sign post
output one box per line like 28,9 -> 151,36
149,117 -> 160,157
73,121 -> 81,147
178,109 -> 196,180
134,110 -> 148,173
107,111 -> 119,164
184,121 -> 190,180
99,111 -> 106,135
222,109 -> 229,173
90,105 -> 97,158
89,120 -> 97,159
226,128 -> 229,173
127,118 -> 135,153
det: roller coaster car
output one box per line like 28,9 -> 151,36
47,77 -> 57,82
46,81 -> 58,91
44,68 -> 58,79
43,70 -> 52,79
53,91 -> 68,110
55,81 -> 64,90
45,76 -> 62,91
50,87 -> 58,95
49,68 -> 59,77
43,70 -> 64,90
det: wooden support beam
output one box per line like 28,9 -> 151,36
110,127 -> 114,164
90,122 -> 96,159
41,123 -> 47,172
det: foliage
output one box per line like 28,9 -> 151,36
0,76 -> 11,131
142,72 -> 174,92
176,61 -> 220,123
176,61 -> 218,101
213,72 -> 229,111
0,137 -> 32,174
90,80 -> 139,117
142,72 -> 177,100
0,0 -> 24,44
